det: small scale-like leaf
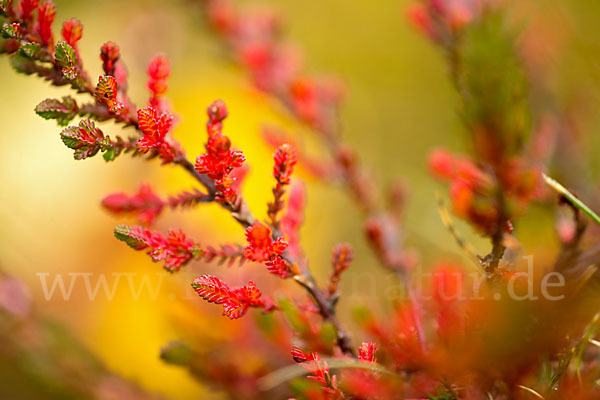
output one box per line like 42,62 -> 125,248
59,119 -> 114,160
18,42 -> 44,59
59,126 -> 81,149
114,225 -> 150,250
54,41 -> 77,80
1,22 -> 21,39
35,97 -> 78,126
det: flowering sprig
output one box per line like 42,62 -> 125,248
136,106 -> 179,163
114,225 -> 201,272
191,275 -> 271,319
328,243 -> 353,297
244,221 -> 291,278
194,100 -> 246,204
147,54 -> 170,112
102,185 -> 212,226
268,144 -> 297,228
35,0 -> 54,48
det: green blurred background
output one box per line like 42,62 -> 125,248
1,0 -> 600,398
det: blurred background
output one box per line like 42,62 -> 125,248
1,0 -> 600,398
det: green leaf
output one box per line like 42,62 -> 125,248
160,341 -> 192,366
9,54 -> 36,75
114,225 -> 149,250
35,97 -> 79,126
54,41 -> 77,80
279,297 -> 307,334
258,357 -> 395,391
18,42 -> 43,59
102,146 -> 116,162
59,126 -> 81,149
543,173 -> 600,227
59,119 -> 113,160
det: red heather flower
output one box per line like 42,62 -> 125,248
273,144 -> 297,185
95,75 -> 124,114
137,106 -> 176,163
36,1 -> 55,47
192,275 -> 266,319
114,225 -> 200,272
100,41 -> 120,76
18,0 -> 38,21
244,221 -> 290,278
358,342 -> 377,363
102,184 -> 164,225
61,18 -> 83,49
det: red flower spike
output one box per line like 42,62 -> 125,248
328,243 -> 353,295
273,144 -> 297,185
95,75 -> 124,114
268,144 -> 298,226
36,1 -> 55,47
147,53 -> 170,111
100,41 -> 120,76
147,54 -> 170,95
194,106 -> 246,204
191,275 -> 266,319
61,18 -> 82,49
102,184 -> 164,226
18,0 -> 38,21
358,342 -> 377,363
244,221 -> 291,278
114,225 -> 200,272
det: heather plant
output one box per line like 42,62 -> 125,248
2,0 -> 600,399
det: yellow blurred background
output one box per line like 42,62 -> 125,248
1,0 -> 600,398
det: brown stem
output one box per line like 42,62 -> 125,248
2,9 -> 356,358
